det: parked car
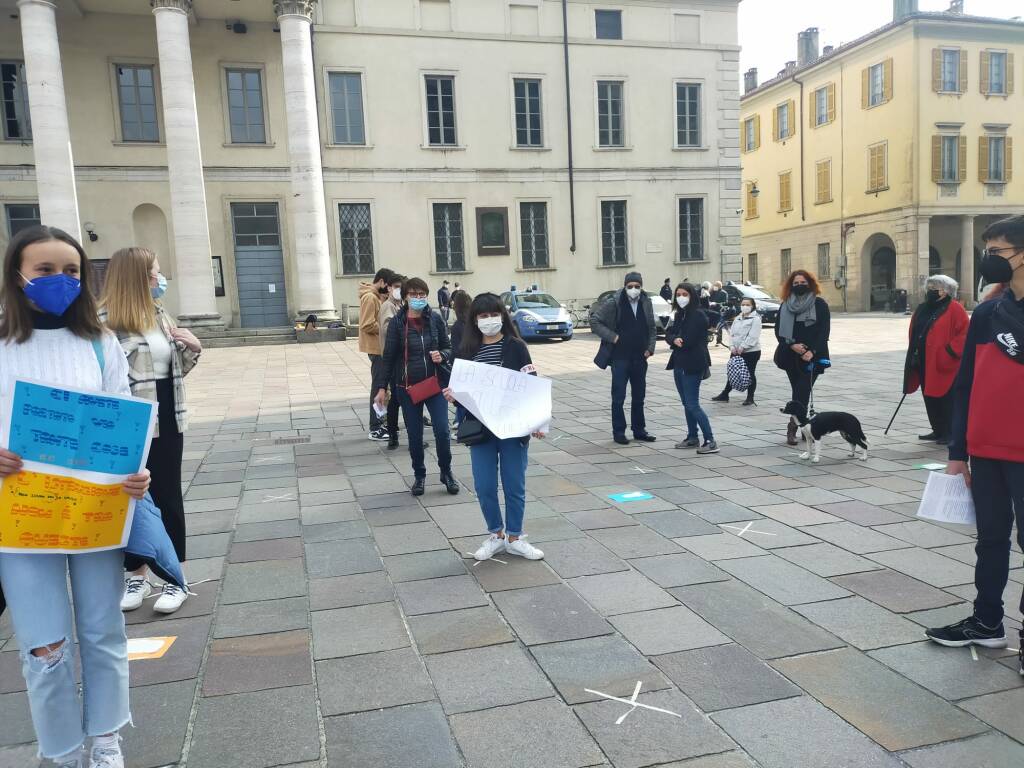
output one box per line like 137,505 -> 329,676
501,289 -> 573,341
595,290 -> 674,336
723,282 -> 781,326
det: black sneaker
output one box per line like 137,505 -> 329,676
411,477 -> 425,496
711,392 -> 729,403
613,435 -> 630,445
387,435 -> 399,450
918,431 -> 938,441
634,434 -> 657,443
368,427 -> 389,442
1018,630 -> 1023,676
925,616 -> 1007,648
440,471 -> 460,495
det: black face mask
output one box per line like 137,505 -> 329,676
925,290 -> 941,303
979,251 -> 1022,284
791,284 -> 810,296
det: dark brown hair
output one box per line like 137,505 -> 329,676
452,288 -> 473,324
0,226 -> 104,343
459,292 -> 521,359
982,215 -> 1024,249
780,269 -> 821,301
401,277 -> 429,299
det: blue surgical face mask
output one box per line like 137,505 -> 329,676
409,298 -> 429,312
151,273 -> 168,299
20,272 -> 82,317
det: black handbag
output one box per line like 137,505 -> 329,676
456,414 -> 491,446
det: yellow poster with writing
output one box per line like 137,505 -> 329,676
0,470 -> 131,552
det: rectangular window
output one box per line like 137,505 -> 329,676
869,62 -> 885,106
743,116 -> 758,152
868,143 -> 888,191
815,159 -> 831,204
519,202 -> 549,269
988,136 -> 1006,182
600,200 -> 628,265
476,207 -> 510,256
432,203 -> 465,272
677,198 -> 704,262
941,49 -> 960,92
596,80 -> 624,147
778,171 -> 793,212
116,64 -> 159,142
675,83 -> 700,147
229,202 -> 280,247
941,135 -> 959,182
747,253 -> 758,284
329,72 -> 365,145
5,203 -> 40,237
817,242 -> 831,278
595,9 -> 622,40
226,69 -> 266,144
425,75 -> 457,146
989,51 -> 1007,94
338,203 -> 374,275
1,61 -> 31,140
513,78 -> 543,148
780,248 -> 792,280
745,183 -> 758,219
776,102 -> 790,139
814,86 -> 828,126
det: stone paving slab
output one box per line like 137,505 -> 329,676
541,538 -> 631,578
609,606 -> 731,655
772,541 -> 883,577
628,552 -> 729,587
408,607 -> 514,655
308,571 -> 395,611
202,630 -> 312,696
383,549 -> 469,582
714,554 -> 851,605
899,732 -> 1024,768
568,570 -> 678,616
959,687 -> 1024,743
869,641 -> 1024,700
426,643 -> 554,714
316,648 -> 436,716
311,601 -> 410,659
326,702 -> 462,768
791,596 -> 925,650
831,569 -> 963,613
866,547 -> 977,588
491,585 -> 613,646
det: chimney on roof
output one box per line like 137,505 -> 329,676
948,0 -> 964,14
743,68 -> 759,94
784,60 -> 797,75
823,45 -> 835,56
797,27 -> 820,67
894,0 -> 919,22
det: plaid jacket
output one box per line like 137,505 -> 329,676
101,306 -> 200,437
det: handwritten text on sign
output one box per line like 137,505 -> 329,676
448,359 -> 552,440
8,380 -> 154,475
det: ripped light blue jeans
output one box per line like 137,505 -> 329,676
0,549 -> 130,759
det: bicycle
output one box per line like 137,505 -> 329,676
566,299 -> 591,328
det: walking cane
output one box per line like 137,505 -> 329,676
884,393 -> 908,435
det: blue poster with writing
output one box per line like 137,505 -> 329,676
6,380 -> 156,475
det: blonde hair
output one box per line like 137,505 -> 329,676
101,247 -> 157,334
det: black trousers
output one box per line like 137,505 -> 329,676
610,356 -> 648,437
148,378 -> 186,562
923,392 -> 953,438
369,354 -> 384,430
786,365 -> 819,410
722,351 -> 761,397
970,457 -> 1024,627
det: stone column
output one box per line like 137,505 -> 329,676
960,214 -> 976,306
274,0 -> 338,320
152,0 -> 222,326
915,216 -> 931,301
17,0 -> 80,240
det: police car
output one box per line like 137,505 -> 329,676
500,287 -> 573,341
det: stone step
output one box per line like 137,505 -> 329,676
202,334 -> 297,348
192,326 -> 295,339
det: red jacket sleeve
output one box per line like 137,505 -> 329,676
946,302 -> 969,359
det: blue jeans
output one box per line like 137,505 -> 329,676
610,356 -> 648,437
397,388 -> 452,479
674,369 -> 713,442
0,549 -> 129,759
470,436 -> 529,537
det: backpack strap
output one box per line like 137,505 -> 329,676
91,337 -> 106,376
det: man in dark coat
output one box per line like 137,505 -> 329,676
659,278 -> 673,302
590,272 -> 657,445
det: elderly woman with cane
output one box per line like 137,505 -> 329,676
903,275 -> 969,445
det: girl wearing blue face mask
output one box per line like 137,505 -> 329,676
101,248 -> 202,616
0,226 -> 152,768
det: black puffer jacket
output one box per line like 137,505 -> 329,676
665,307 -> 711,375
375,306 -> 452,391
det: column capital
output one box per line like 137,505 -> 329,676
274,0 -> 316,20
150,0 -> 193,12
16,0 -> 57,9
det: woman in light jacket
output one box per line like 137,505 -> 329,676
712,296 -> 762,406
102,247 -> 201,615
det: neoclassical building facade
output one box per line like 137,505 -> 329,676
1,0 -> 741,327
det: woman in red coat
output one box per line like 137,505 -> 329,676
903,274 -> 970,445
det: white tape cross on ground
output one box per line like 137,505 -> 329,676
583,681 -> 682,725
721,522 -> 777,538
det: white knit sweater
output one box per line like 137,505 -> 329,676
0,329 -> 131,444
727,313 -> 763,353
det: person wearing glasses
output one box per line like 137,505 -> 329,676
373,278 -> 459,497
927,216 -> 1024,676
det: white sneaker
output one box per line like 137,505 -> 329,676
120,576 -> 151,611
153,583 -> 188,614
473,534 -> 507,561
54,747 -> 84,768
89,735 -> 123,768
506,536 -> 544,560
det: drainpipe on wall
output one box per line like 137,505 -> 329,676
561,0 -> 577,253
838,61 -> 849,312
793,75 -> 806,222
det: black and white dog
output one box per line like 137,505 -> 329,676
781,400 -> 869,463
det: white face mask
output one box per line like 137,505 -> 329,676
741,305 -> 753,314
477,316 -> 503,337
392,288 -> 402,300
676,296 -> 690,309
625,287 -> 642,300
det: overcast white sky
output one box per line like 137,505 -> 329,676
739,0 -> 1019,79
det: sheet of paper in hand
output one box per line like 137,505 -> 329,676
448,359 -> 552,440
916,471 -> 976,527
0,379 -> 156,554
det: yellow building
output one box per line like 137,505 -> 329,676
739,0 -> 1023,311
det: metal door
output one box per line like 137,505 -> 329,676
230,202 -> 290,327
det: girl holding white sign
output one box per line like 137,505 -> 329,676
444,293 -> 546,562
0,226 -> 151,768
